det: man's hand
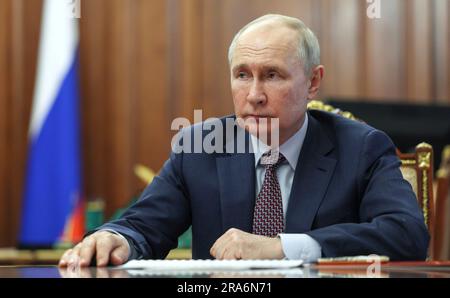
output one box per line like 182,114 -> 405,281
210,228 -> 285,260
58,230 -> 130,267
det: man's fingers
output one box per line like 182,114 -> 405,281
210,231 -> 232,258
67,244 -> 82,267
95,232 -> 129,266
210,228 -> 241,259
110,245 -> 129,266
79,237 -> 96,267
218,240 -> 240,260
95,236 -> 116,267
222,248 -> 239,260
219,246 -> 234,260
58,231 -> 129,268
210,240 -> 218,258
213,237 -> 233,260
58,249 -> 73,267
210,238 -> 225,258
223,240 -> 242,260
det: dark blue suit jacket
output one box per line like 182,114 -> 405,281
100,110 -> 429,260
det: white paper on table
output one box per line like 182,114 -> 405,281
125,268 -> 306,277
118,259 -> 303,271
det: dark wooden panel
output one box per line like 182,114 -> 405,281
9,0 -> 42,246
11,0 -> 42,246
201,0 -> 223,118
319,0 -> 365,99
79,0 -> 105,213
78,0 -> 170,217
79,0 -> 108,205
0,0 -> 42,246
364,0 -> 407,101
433,0 -> 450,104
0,0 -> 12,246
134,0 -> 170,186
168,0 -> 204,121
405,0 -> 433,103
100,0 -> 136,216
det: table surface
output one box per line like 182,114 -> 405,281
1,262 -> 450,278
0,248 -> 192,265
2,248 -> 450,278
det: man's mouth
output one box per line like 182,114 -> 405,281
244,114 -> 272,120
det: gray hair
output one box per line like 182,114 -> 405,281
228,14 -> 320,76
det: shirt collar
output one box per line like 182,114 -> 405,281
250,113 -> 308,170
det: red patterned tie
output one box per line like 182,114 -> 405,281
252,151 -> 286,237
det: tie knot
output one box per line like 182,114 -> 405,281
260,150 -> 286,169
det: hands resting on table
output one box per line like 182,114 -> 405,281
58,228 -> 285,267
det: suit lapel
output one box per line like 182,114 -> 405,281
285,113 -> 337,233
216,127 -> 256,233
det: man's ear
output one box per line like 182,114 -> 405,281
307,65 -> 324,100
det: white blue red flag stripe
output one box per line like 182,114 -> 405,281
20,0 -> 84,247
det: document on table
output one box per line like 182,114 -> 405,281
118,259 -> 303,271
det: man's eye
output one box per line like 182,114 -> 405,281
267,72 -> 279,80
237,72 -> 248,79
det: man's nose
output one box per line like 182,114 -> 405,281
247,79 -> 266,105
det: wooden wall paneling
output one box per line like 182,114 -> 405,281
405,0 -> 433,103
8,0 -> 25,247
433,0 -> 450,104
134,0 -> 170,186
177,0 -> 204,122
0,0 -> 12,246
166,0 -> 205,121
8,0 -> 42,246
166,0 -> 183,121
201,0 -> 233,118
319,0 -> 366,100
224,0 -> 315,27
102,0 -> 136,216
201,0 -> 225,118
364,0 -> 407,101
79,0 -> 109,206
448,0 -> 450,104
316,0 -> 330,100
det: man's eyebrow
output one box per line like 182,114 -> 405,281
262,65 -> 284,72
232,64 -> 248,72
232,64 -> 284,72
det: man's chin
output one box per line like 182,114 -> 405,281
235,117 -> 277,140
243,125 -> 271,140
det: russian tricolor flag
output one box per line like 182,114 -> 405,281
19,0 -> 84,248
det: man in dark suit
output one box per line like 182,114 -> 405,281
59,14 -> 428,267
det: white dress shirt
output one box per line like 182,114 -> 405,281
250,114 -> 322,262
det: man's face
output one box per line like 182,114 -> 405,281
230,25 -> 312,145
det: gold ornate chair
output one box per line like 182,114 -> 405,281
434,146 -> 450,260
307,100 -> 359,121
308,100 -> 435,258
396,144 -> 435,259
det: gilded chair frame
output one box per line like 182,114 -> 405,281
396,144 -> 435,238
434,146 -> 450,260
